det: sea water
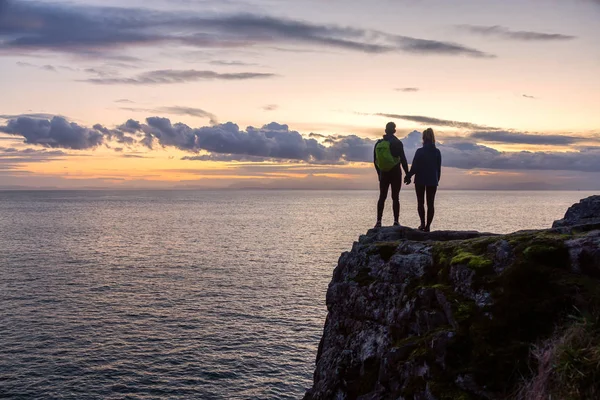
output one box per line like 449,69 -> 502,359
0,190 -> 595,399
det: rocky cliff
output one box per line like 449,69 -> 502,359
304,196 -> 600,400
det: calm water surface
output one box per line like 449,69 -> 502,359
0,190 -> 596,399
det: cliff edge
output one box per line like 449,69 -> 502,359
304,196 -> 600,400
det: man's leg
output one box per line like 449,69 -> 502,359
415,184 -> 426,229
391,170 -> 401,223
377,172 -> 390,223
425,186 -> 438,230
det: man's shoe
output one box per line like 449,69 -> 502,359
393,221 -> 400,227
374,220 -> 382,228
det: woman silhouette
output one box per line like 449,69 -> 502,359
405,128 -> 442,232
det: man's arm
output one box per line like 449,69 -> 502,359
390,138 -> 409,175
398,142 -> 409,175
373,141 -> 381,179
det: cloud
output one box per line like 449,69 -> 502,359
155,107 -> 218,124
115,99 -> 134,104
140,119 -> 600,172
16,61 -> 57,71
375,113 -> 497,130
119,106 -> 218,124
399,131 -> 600,173
262,104 -> 278,111
522,94 -> 536,99
83,69 -> 277,85
84,67 -> 116,78
0,1 -> 494,59
92,123 -> 136,145
121,154 -> 150,159
4,114 -> 600,173
393,35 -> 494,58
0,113 -> 59,120
0,146 -> 66,157
0,116 -> 104,149
457,25 -> 576,41
182,154 -> 269,162
394,88 -> 419,92
469,131 -> 596,146
209,60 -> 259,67
0,146 -> 67,169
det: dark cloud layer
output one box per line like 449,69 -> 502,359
84,69 -> 276,85
209,60 -> 259,67
2,114 -> 600,172
0,0 -> 494,58
470,131 -> 593,146
0,146 -> 67,170
457,25 -> 576,41
375,113 -> 497,130
120,106 -> 218,124
16,61 -> 57,71
0,113 -> 59,120
401,131 -> 600,172
156,107 -> 218,124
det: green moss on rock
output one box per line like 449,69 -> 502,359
451,251 -> 493,270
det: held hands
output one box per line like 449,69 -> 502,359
404,176 -> 412,185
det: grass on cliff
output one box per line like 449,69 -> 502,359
516,313 -> 600,400
422,231 -> 600,399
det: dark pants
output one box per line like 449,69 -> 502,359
415,184 -> 437,229
377,168 -> 402,222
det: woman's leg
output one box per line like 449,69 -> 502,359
425,186 -> 438,230
415,184 -> 426,229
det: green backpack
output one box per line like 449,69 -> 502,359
375,140 -> 400,172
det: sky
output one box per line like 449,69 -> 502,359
0,0 -> 599,189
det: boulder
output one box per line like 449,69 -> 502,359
553,195 -> 600,228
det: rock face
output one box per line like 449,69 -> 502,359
553,195 -> 600,228
305,196 -> 600,400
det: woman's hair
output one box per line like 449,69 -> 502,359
422,128 -> 435,144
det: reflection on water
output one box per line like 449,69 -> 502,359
0,190 -> 595,399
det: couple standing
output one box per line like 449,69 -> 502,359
374,122 -> 442,231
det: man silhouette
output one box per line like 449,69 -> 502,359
373,122 -> 409,228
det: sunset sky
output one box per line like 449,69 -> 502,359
1,0 -> 599,189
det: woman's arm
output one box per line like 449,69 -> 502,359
437,149 -> 442,183
408,149 -> 420,178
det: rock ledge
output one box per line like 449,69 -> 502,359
304,196 -> 600,400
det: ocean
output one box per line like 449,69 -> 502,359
0,190 -> 596,399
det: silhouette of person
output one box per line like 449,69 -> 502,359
373,122 -> 409,228
404,128 -> 442,232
